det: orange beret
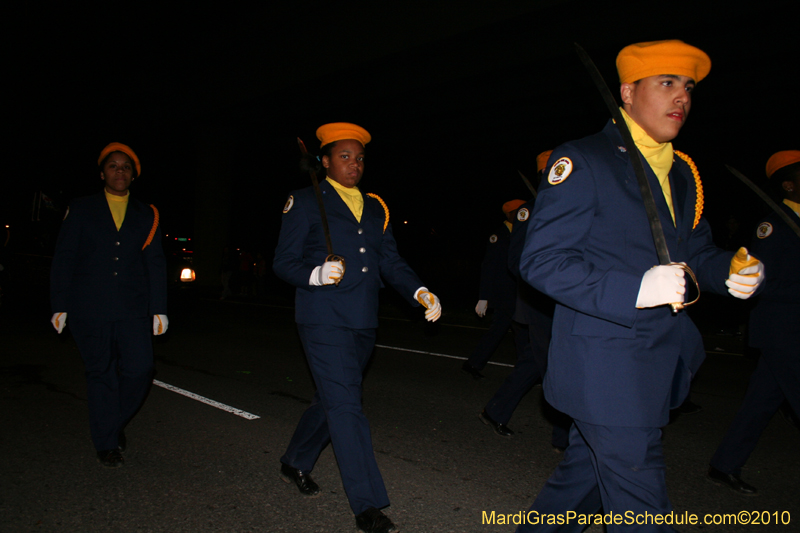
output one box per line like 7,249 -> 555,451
316,122 -> 371,148
766,150 -> 800,179
502,199 -> 526,214
98,142 -> 141,177
536,150 -> 553,173
616,40 -> 711,84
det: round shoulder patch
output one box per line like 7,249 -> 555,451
548,157 -> 573,185
283,195 -> 294,214
756,222 -> 773,239
489,234 -> 498,244
517,207 -> 529,222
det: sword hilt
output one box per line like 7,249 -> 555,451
326,254 -> 346,286
668,262 -> 700,314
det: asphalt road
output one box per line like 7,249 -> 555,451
1,285 -> 798,532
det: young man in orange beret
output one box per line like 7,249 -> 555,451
516,41 -> 764,531
709,151 -> 800,494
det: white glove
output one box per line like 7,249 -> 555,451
153,314 -> 169,335
51,312 -> 67,334
636,265 -> 686,309
415,287 -> 442,322
309,260 -> 344,286
475,300 -> 488,317
726,247 -> 764,299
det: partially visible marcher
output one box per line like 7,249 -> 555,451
708,150 -> 800,494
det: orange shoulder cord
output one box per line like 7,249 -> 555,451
673,150 -> 703,230
366,193 -> 389,233
142,205 -> 159,250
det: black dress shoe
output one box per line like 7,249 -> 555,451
355,507 -> 396,533
461,361 -> 485,380
117,431 -> 127,453
97,449 -> 124,468
280,463 -> 320,496
707,466 -> 757,494
677,400 -> 703,415
479,410 -> 514,437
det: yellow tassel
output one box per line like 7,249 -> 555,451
142,205 -> 160,250
366,193 -> 389,233
674,150 -> 703,230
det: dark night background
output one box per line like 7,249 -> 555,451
4,0 -> 798,306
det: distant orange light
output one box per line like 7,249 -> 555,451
180,268 -> 196,282
404,221 -> 408,224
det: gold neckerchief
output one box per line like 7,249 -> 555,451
620,108 -> 675,224
105,189 -> 129,231
327,176 -> 364,222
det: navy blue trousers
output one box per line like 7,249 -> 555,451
467,306 -> 516,370
517,421 -> 675,533
484,320 -> 569,448
70,317 -> 154,451
710,341 -> 800,476
281,324 -> 388,515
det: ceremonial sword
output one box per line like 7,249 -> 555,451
725,164 -> 800,239
518,170 -> 538,199
297,137 -> 345,285
573,42 -> 698,313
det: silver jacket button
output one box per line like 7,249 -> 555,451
362,266 -> 369,272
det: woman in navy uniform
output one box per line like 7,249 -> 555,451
273,123 -> 441,533
50,142 -> 168,467
709,150 -> 800,494
517,41 -> 764,531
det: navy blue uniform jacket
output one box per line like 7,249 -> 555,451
520,121 -> 734,428
273,180 -> 423,329
749,203 -> 800,350
478,225 -> 517,311
51,192 -> 167,321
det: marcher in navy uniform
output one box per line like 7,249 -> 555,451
517,41 -> 765,532
479,152 -> 571,449
273,123 -> 441,533
462,199 -> 525,380
50,142 -> 168,468
708,150 -> 800,494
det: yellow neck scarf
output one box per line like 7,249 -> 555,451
621,108 -> 675,223
105,189 -> 129,231
784,199 -> 800,218
503,220 -> 513,232
327,177 -> 364,222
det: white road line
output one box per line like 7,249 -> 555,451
374,344 -> 515,368
153,379 -> 260,420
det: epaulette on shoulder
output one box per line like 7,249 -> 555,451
674,150 -> 703,230
366,193 -> 389,233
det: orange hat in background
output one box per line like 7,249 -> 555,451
98,142 -> 141,177
536,150 -> 553,173
616,40 -> 711,84
316,122 -> 371,148
766,150 -> 800,178
502,199 -> 526,214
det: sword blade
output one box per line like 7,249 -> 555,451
297,137 -> 334,255
518,170 -> 538,198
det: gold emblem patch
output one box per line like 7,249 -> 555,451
489,234 -> 498,244
756,222 -> 773,239
548,157 -> 573,185
517,208 -> 529,222
283,195 -> 294,213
